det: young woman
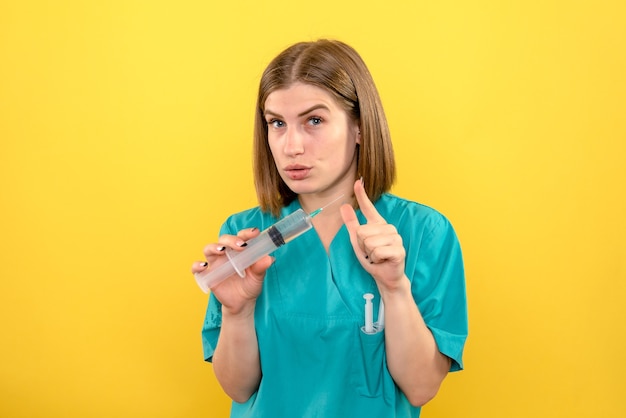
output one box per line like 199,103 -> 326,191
192,39 -> 468,418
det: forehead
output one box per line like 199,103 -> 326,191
264,82 -> 340,113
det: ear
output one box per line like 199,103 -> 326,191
356,126 -> 361,145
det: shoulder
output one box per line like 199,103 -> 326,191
220,206 -> 278,235
374,194 -> 460,248
375,193 -> 451,231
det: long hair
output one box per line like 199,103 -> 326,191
253,39 -> 396,216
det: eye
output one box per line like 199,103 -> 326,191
268,119 -> 285,129
308,117 -> 322,126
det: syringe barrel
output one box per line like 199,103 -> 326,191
268,208 -> 313,244
194,209 -> 313,293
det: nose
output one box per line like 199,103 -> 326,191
283,127 -> 305,156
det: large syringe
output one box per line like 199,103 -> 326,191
194,195 -> 344,293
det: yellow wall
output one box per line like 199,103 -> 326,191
1,1 -> 624,417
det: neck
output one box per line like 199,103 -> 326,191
309,203 -> 347,253
296,184 -> 356,253
297,177 -> 357,215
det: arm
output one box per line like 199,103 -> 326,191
212,301 -> 262,403
192,228 -> 273,403
380,278 -> 450,406
340,180 -> 450,406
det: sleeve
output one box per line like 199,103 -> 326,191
200,221 -> 233,362
201,292 -> 222,362
409,211 -> 468,372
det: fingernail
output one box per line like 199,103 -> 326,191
216,246 -> 225,251
359,176 -> 364,185
250,227 -> 258,232
236,241 -> 248,247
200,262 -> 208,267
364,254 -> 369,259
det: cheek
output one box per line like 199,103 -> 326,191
324,141 -> 357,166
266,138 -> 280,158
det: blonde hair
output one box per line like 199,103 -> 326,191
253,39 -> 396,216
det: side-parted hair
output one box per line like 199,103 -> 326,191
253,39 -> 396,216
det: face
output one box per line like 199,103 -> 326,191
264,82 -> 360,200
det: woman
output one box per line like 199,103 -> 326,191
192,39 -> 468,418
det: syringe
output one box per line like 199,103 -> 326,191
194,194 -> 344,293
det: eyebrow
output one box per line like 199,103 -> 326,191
264,104 -> 331,119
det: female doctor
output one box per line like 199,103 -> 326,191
191,39 -> 468,418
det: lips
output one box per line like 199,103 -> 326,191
284,164 -> 311,180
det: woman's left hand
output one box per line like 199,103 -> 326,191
340,179 -> 407,291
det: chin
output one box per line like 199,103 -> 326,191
287,186 -> 315,196
282,179 -> 313,194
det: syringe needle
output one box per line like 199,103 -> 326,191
309,194 -> 345,218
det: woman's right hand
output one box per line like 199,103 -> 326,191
191,227 -> 274,315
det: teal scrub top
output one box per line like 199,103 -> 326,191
202,194 -> 468,418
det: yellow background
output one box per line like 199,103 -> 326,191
1,0 -> 624,417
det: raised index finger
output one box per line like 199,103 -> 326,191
354,179 -> 386,224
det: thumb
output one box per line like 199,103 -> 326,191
247,255 -> 274,277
